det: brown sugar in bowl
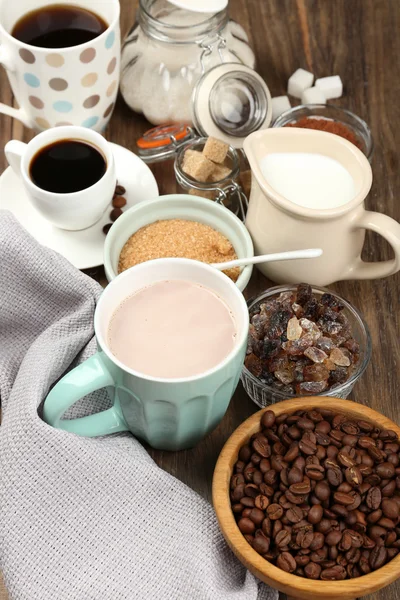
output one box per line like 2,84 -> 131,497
212,397 -> 400,600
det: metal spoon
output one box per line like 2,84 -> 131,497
212,248 -> 323,271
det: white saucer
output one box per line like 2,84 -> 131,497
0,142 -> 159,270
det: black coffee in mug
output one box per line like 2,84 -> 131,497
30,140 -> 107,193
11,4 -> 108,48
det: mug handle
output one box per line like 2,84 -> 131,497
43,353 -> 130,437
5,140 -> 26,175
345,211 -> 400,280
0,45 -> 35,128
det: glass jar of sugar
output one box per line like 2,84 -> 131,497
174,137 -> 247,220
120,0 -> 256,125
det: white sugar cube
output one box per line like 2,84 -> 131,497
287,68 -> 314,98
315,75 -> 343,99
301,86 -> 327,105
271,96 -> 291,121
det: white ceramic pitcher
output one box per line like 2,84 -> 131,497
244,128 -> 400,286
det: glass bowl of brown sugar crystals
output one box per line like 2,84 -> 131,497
242,284 -> 371,408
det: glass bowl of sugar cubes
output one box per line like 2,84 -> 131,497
241,283 -> 371,408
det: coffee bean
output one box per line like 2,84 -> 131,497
263,469 -> 277,486
346,491 -> 362,511
288,467 -> 303,485
326,530 -> 342,546
368,445 -> 386,463
327,468 -> 343,487
366,487 -> 382,510
253,435 -> 271,458
370,545 -> 388,569
308,504 -> 323,525
231,483 -> 245,502
239,445 -> 252,462
275,530 -> 291,547
382,480 -> 396,497
253,495 -> 269,511
244,464 -> 256,482
333,492 -> 355,506
112,195 -> 127,209
244,484 -> 260,498
299,436 -> 317,456
345,466 -> 363,487
320,565 -> 346,580
251,532 -> 270,555
381,498 -> 399,520
376,462 -> 396,479
309,532 -> 325,551
338,451 -> 356,468
262,517 -> 272,537
296,529 -> 314,549
331,504 -> 348,518
363,535 -> 376,549
277,552 -> 296,573
238,518 -> 255,534
248,508 -> 265,526
315,481 -> 331,501
378,517 -> 396,531
240,496 -> 255,508
102,223 -> 112,235
114,184 -> 126,196
289,480 -> 311,495
259,482 -> 274,497
304,561 -> 321,579
306,464 -> 325,481
259,459 -> 271,474
358,436 -> 376,449
231,474 -> 245,489
295,554 -> 311,567
235,461 -> 245,474
110,207 -> 123,221
286,506 -> 303,523
369,525 -> 387,540
285,491 -> 307,505
267,504 -> 283,520
261,410 -> 276,429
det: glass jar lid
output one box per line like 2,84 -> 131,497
137,124 -> 196,163
191,63 -> 272,148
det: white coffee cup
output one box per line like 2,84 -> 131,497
5,126 -> 116,231
0,0 -> 120,132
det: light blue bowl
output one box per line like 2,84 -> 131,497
104,194 -> 254,291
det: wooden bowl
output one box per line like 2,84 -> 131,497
213,397 -> 400,600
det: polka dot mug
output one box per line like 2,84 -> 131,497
0,0 -> 120,132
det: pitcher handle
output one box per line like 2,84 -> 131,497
0,44 -> 34,128
43,353 -> 129,437
345,211 -> 400,280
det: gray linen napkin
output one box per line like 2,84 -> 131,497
0,212 -> 277,600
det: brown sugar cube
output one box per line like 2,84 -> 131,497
188,188 -> 215,200
182,150 -> 214,182
203,137 -> 229,164
240,169 -> 252,197
208,164 -> 232,183
182,149 -> 202,169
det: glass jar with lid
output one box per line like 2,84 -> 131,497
136,62 -> 272,221
120,0 -> 256,125
174,137 -> 247,219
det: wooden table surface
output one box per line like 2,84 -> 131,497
0,0 -> 399,599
